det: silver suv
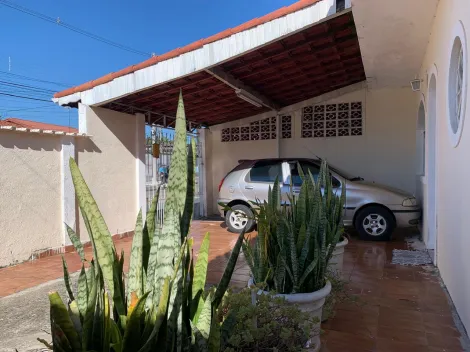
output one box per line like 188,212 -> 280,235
218,158 -> 421,241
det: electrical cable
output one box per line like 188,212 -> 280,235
0,92 -> 50,102
0,0 -> 152,57
0,70 -> 71,87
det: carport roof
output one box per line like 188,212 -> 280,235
54,0 -> 365,127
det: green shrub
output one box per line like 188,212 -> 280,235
243,161 -> 346,294
40,93 -> 245,352
218,288 -> 316,352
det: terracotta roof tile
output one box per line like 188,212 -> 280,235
0,118 -> 78,133
54,0 -> 322,99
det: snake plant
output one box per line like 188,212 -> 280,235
244,161 -> 346,294
42,93 -> 245,352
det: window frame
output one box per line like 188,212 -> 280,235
447,21 -> 468,148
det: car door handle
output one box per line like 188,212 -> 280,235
245,185 -> 253,190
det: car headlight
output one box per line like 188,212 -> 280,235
402,197 -> 417,207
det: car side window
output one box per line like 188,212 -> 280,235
248,161 -> 282,183
291,161 -> 340,188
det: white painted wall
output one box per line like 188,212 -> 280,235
76,106 -> 141,241
0,131 -> 63,267
417,0 -> 470,331
205,85 -> 417,214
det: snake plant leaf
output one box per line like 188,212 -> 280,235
50,320 -> 72,352
213,228 -> 246,309
77,265 -> 88,321
68,300 -> 82,336
208,311 -> 221,352
103,292 -> 111,352
191,232 -> 210,317
127,209 -> 144,308
138,278 -> 170,352
61,256 -> 75,302
181,138 -> 196,239
153,92 -> 189,303
65,224 -> 85,261
122,292 -> 150,352
109,319 -> 123,352
298,255 -> 319,288
196,294 -> 212,340
82,265 -> 98,350
191,323 -> 209,351
145,222 -> 160,310
69,158 -> 125,317
49,292 -> 81,351
296,222 -> 307,257
146,187 -> 160,247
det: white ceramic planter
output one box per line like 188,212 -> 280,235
248,278 -> 331,352
328,237 -> 349,274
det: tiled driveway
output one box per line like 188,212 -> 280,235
0,221 -> 467,351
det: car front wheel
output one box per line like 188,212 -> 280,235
226,204 -> 255,233
354,206 -> 395,241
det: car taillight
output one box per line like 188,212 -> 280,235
218,177 -> 225,192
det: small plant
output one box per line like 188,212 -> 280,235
243,161 -> 346,294
40,93 -> 245,352
218,288 -> 316,352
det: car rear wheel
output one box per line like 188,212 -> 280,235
354,206 -> 395,241
226,204 -> 255,233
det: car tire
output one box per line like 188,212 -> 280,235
354,206 -> 395,241
226,204 -> 255,233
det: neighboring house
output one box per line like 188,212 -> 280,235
0,118 -> 82,267
0,118 -> 78,134
46,0 -> 470,333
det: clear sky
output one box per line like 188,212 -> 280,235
0,0 -> 297,129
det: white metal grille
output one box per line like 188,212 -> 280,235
221,115 -> 292,142
301,102 -> 363,138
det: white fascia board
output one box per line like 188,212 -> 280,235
56,0 -> 342,107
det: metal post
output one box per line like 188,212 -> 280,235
151,125 -> 157,186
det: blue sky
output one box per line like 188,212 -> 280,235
0,0 -> 297,129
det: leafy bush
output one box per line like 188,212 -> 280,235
218,288 -> 316,352
41,93 -> 245,352
243,161 -> 346,294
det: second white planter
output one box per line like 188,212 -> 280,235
248,278 -> 331,352
327,237 -> 349,274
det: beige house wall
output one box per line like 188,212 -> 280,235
417,0 -> 470,331
0,131 -> 63,267
76,106 -> 144,241
205,85 -> 417,215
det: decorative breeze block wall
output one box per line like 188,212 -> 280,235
301,102 -> 363,138
221,115 -> 292,142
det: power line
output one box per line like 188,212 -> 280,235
0,80 -> 56,93
0,104 -> 56,112
0,92 -> 50,102
0,70 -> 71,88
0,0 -> 153,57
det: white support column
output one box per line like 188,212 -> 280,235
78,103 -> 88,135
135,113 -> 147,219
60,136 -> 76,245
198,128 -> 208,218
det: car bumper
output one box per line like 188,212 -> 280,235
392,208 -> 422,227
